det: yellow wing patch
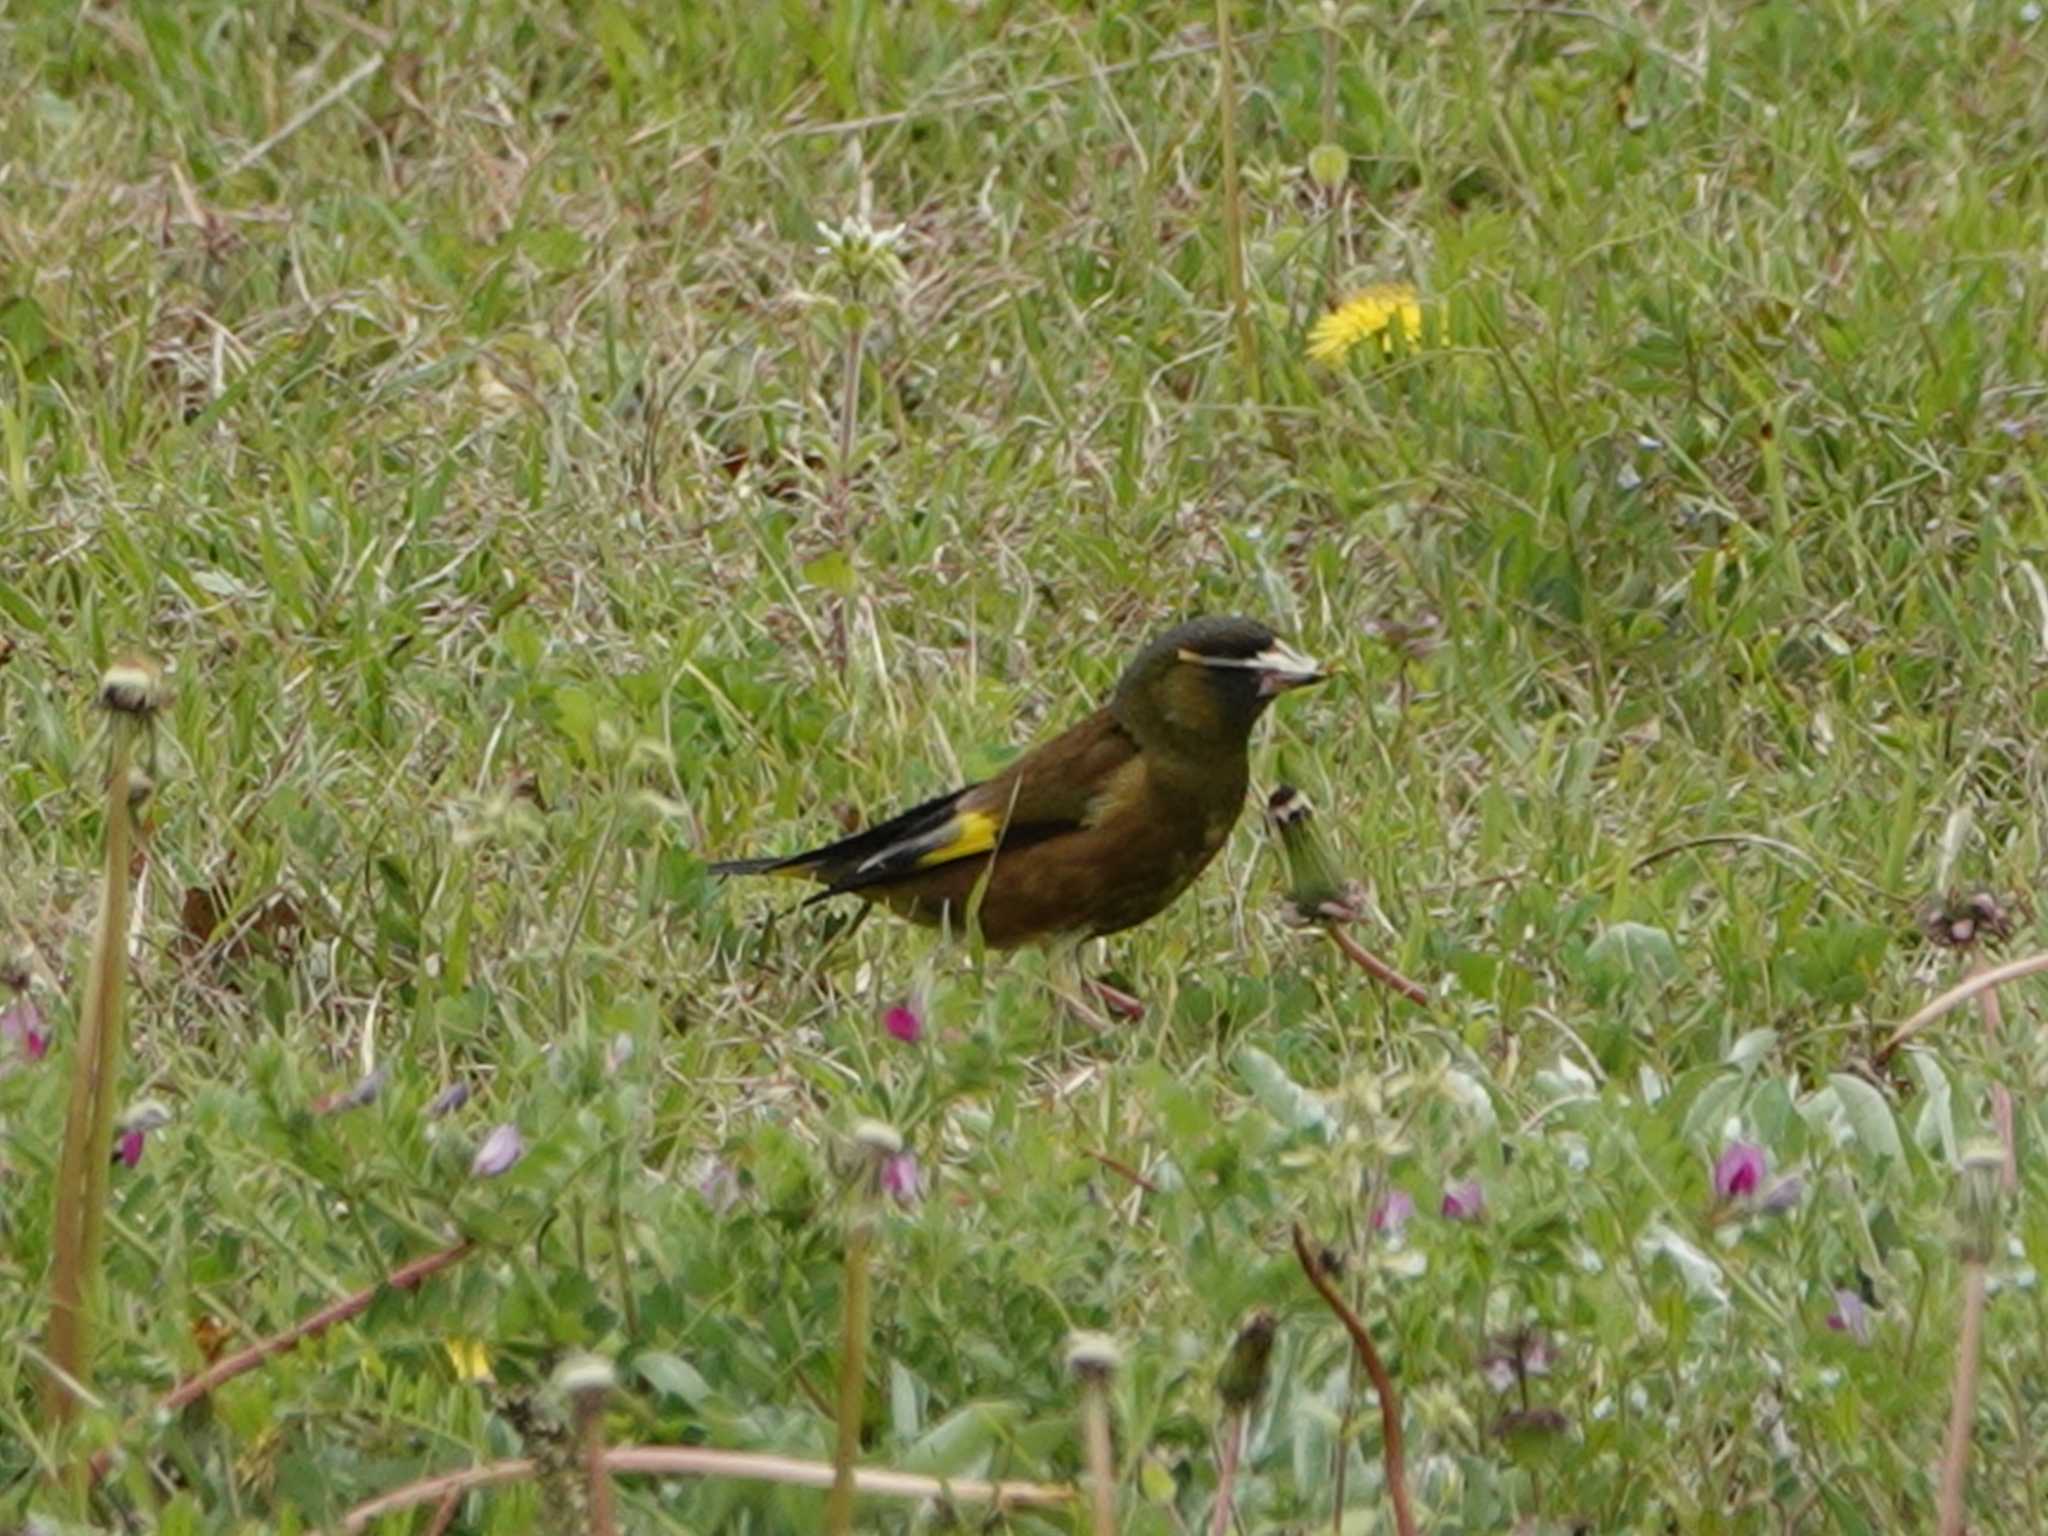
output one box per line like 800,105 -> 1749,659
913,809 -> 1003,867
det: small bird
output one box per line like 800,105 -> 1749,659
710,616 -> 1327,951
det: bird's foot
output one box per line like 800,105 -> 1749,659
1087,978 -> 1146,1021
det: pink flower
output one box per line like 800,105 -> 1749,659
880,1151 -> 922,1207
1371,1189 -> 1415,1236
1826,1288 -> 1871,1345
1713,1141 -> 1767,1201
882,1003 -> 923,1045
470,1123 -> 524,1178
1440,1179 -> 1485,1222
0,999 -> 46,1062
694,1155 -> 741,1214
113,1102 -> 171,1168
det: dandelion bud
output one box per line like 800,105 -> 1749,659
552,1351 -> 619,1400
850,1118 -> 903,1159
1265,785 -> 1351,921
1217,1310 -> 1277,1411
1065,1331 -> 1123,1381
1306,142 -> 1349,190
1958,1139 -> 2006,1262
100,657 -> 166,718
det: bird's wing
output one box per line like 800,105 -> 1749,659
799,710 -> 1140,896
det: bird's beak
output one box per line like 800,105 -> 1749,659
1251,640 -> 1329,696
1179,641 -> 1330,696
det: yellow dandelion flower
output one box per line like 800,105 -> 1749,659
1307,282 -> 1424,363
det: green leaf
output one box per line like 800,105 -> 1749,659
635,1350 -> 712,1406
1237,1046 -> 1333,1141
802,548 -> 858,596
1586,921 -> 1681,984
1826,1073 -> 1904,1164
897,1399 -> 1026,1477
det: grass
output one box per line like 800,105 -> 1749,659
4,0 -> 2048,1527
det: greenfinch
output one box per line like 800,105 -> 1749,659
711,616 -> 1326,948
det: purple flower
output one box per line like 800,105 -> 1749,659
426,1080 -> 472,1119
316,1064 -> 389,1115
1440,1179 -> 1485,1222
0,999 -> 46,1062
1712,1140 -> 1766,1201
882,1003 -> 923,1045
1826,1288 -> 1871,1345
880,1151 -> 923,1207
694,1155 -> 741,1214
1371,1189 -> 1415,1236
1758,1174 -> 1804,1213
117,1129 -> 146,1167
470,1123 -> 524,1178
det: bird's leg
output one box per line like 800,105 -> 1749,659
1086,977 -> 1146,1021
1046,944 -> 1113,1031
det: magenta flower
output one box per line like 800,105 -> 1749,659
880,1150 -> 923,1207
1826,1288 -> 1871,1345
1440,1178 -> 1486,1222
470,1123 -> 524,1178
882,1003 -> 923,1045
1371,1189 -> 1415,1236
1712,1140 -> 1766,1201
113,1102 -> 172,1168
0,999 -> 46,1061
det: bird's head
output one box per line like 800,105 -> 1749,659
1114,615 -> 1327,756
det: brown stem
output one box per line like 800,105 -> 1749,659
575,1393 -> 617,1536
340,1447 -> 1075,1531
1877,950 -> 2048,1061
162,1240 -> 474,1412
1086,1149 -> 1162,1195
1325,926 -> 1430,1007
1291,1223 -> 1416,1536
1937,1261 -> 1988,1536
1968,955 -> 2019,1195
1211,1409 -> 1245,1536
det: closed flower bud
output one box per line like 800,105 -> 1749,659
1217,1310 -> 1278,1411
1306,142 -> 1349,189
1065,1331 -> 1123,1380
470,1123 -> 524,1178
100,657 -> 166,718
1265,785 -> 1352,921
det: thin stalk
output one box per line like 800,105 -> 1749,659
1210,1410 -> 1246,1536
1937,1262 -> 1987,1535
339,1447 -> 1075,1532
46,697 -> 147,1420
1214,0 -> 1258,400
1080,1373 -> 1116,1536
826,1209 -> 875,1534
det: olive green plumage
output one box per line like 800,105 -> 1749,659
710,616 -> 1326,948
